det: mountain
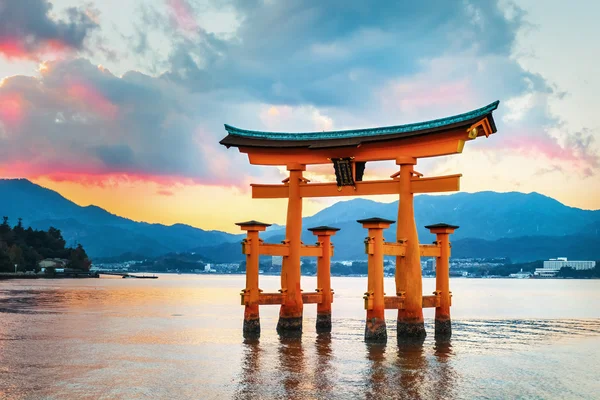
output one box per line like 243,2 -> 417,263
197,192 -> 600,263
282,192 -> 600,241
1,179 -> 599,262
0,179 -> 241,257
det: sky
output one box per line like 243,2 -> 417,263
0,0 -> 598,233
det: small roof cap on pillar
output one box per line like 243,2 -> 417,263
235,220 -> 271,226
424,223 -> 459,230
357,217 -> 396,224
235,220 -> 271,231
307,225 -> 341,232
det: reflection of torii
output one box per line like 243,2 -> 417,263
221,100 -> 500,341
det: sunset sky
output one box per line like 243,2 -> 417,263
0,0 -> 598,233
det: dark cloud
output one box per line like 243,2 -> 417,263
160,0 -> 523,106
0,0 -> 98,58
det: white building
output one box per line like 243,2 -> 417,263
204,263 -> 216,273
509,268 -> 532,279
534,257 -> 596,277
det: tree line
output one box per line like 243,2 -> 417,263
0,217 -> 91,272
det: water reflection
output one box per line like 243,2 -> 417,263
314,333 -> 334,399
431,338 -> 456,400
365,343 -> 387,399
360,338 -> 457,399
394,341 -> 428,399
278,335 -> 307,398
235,338 -> 262,400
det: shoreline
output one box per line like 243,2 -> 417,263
0,272 -> 99,280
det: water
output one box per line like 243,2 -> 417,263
0,275 -> 599,399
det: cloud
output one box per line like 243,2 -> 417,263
157,189 -> 175,196
161,1 -> 522,107
0,0 -> 98,59
166,0 -> 198,36
0,58 -> 247,186
1,0 -> 598,195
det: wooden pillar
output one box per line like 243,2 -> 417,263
277,164 -> 306,333
236,220 -> 271,338
426,223 -> 459,338
395,157 -> 426,339
358,217 -> 394,343
308,226 -> 340,333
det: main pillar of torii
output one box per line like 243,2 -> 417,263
220,101 -> 500,337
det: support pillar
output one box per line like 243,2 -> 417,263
308,226 -> 340,333
358,217 -> 394,343
395,157 -> 426,339
425,223 -> 459,338
277,164 -> 306,334
236,220 -> 271,338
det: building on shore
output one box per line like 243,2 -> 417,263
534,257 -> 596,277
509,268 -> 532,279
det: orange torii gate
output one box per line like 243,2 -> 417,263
220,101 -> 500,342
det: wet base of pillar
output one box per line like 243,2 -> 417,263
243,318 -> 260,338
397,320 -> 426,339
434,319 -> 452,339
364,318 -> 387,343
276,316 -> 303,334
315,313 -> 332,333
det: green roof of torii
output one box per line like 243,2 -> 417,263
221,101 -> 499,148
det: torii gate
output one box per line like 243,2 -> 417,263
220,101 -> 499,342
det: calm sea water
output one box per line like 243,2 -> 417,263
0,275 -> 599,399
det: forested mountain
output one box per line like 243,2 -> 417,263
0,217 -> 91,272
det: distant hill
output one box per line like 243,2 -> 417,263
284,192 -> 600,241
0,179 -> 241,257
1,179 -> 599,262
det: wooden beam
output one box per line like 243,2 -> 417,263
411,174 -> 461,193
422,295 -> 440,308
258,243 -> 289,257
252,174 -> 461,199
242,130 -> 469,166
383,294 -> 441,309
383,242 -> 406,256
384,295 -> 404,310
419,244 -> 441,257
258,292 -> 284,305
300,245 -> 323,257
255,292 -> 323,305
252,184 -> 289,199
302,292 -> 323,304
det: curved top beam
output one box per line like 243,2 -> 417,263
221,101 -> 499,149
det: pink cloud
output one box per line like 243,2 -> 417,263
501,131 -> 599,173
0,1 -> 98,60
381,79 -> 474,116
0,92 -> 25,128
167,0 -> 198,35
66,81 -> 118,120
